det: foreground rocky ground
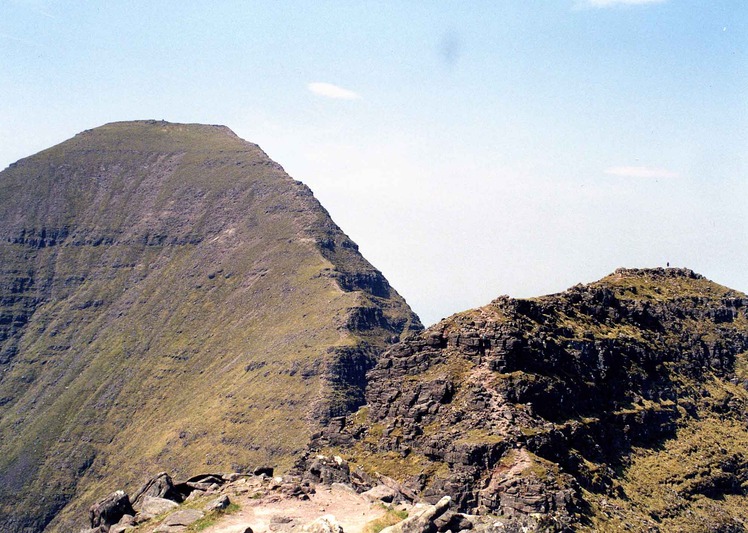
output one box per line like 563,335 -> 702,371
82,455 -> 541,533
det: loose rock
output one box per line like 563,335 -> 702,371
89,490 -> 135,531
302,514 -> 345,533
205,494 -> 231,512
131,472 -> 180,509
136,496 -> 179,520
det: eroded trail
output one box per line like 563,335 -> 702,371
204,484 -> 387,533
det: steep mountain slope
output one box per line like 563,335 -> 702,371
0,121 -> 421,532
321,268 -> 748,531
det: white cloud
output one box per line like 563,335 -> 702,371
581,0 -> 666,6
604,166 -> 679,179
307,82 -> 361,100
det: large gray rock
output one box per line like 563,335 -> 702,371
131,472 -> 180,509
433,511 -> 473,532
89,490 -> 135,531
136,496 -> 179,520
380,496 -> 451,533
163,508 -> 204,526
109,513 -> 136,533
362,484 -> 399,503
377,475 -> 418,502
303,455 -> 351,485
205,494 -> 230,512
302,514 -> 344,533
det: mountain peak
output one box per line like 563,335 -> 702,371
0,123 -> 420,532
318,270 -> 748,531
84,119 -> 240,138
611,266 -> 702,279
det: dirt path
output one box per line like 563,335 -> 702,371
204,483 -> 387,533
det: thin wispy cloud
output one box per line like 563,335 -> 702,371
308,82 -> 361,100
605,166 -> 679,179
581,0 -> 666,7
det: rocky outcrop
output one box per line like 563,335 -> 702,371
131,472 -> 180,509
324,268 -> 748,531
88,490 -> 134,532
83,471 -> 243,531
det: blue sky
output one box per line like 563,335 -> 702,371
1,0 -> 746,325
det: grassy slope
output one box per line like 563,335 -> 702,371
0,121 -> 418,532
582,270 -> 748,531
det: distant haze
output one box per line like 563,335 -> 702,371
2,1 -> 746,325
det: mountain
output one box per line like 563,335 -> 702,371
0,121 -> 421,532
319,268 -> 748,531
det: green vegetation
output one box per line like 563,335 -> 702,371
455,428 -> 505,445
596,268 -> 740,302
363,506 -> 408,533
584,416 -> 748,531
186,502 -> 241,532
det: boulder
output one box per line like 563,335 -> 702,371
380,496 -> 451,533
377,475 -> 418,502
185,473 -> 225,485
117,514 -> 136,526
131,472 -> 181,509
185,481 -> 215,492
302,514 -> 345,533
109,513 -> 136,532
331,482 -> 358,496
89,490 -> 135,531
163,508 -> 204,527
205,494 -> 230,512
433,511 -> 473,532
280,480 -> 313,500
174,473 -> 227,498
223,472 -> 246,482
136,496 -> 179,520
303,455 -> 351,485
362,484 -> 399,503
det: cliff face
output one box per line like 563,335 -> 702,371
325,268 -> 748,531
0,121 -> 421,532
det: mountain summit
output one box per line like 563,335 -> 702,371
0,121 -> 421,532
317,268 -> 748,531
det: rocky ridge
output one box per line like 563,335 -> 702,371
313,268 -> 748,531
